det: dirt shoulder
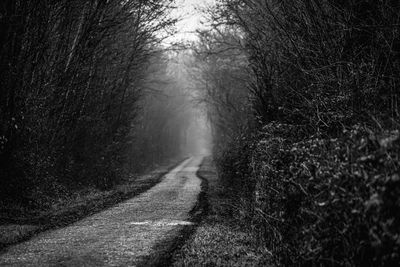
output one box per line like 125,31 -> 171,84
171,157 -> 273,266
0,158 -> 185,252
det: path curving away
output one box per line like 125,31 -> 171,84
0,157 -> 203,266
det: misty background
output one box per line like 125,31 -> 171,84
1,1 -> 400,266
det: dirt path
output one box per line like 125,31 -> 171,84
0,157 -> 203,267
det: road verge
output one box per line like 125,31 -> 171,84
0,158 -> 186,252
137,157 -> 209,267
170,157 -> 273,266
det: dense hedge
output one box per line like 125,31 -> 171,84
218,123 -> 400,266
203,1 -> 400,265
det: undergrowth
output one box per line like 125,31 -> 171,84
217,123 -> 400,266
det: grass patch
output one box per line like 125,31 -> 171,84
0,158 -> 184,252
172,157 -> 273,267
0,225 -> 39,245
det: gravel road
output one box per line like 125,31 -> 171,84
0,157 -> 203,266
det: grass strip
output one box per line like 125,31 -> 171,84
0,158 -> 185,252
171,157 -> 273,267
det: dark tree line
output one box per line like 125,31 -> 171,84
0,0 -> 183,204
205,0 -> 400,129
196,0 -> 400,265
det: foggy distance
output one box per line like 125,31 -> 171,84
1,1 -> 400,266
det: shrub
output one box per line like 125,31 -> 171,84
250,123 -> 400,266
217,131 -> 255,197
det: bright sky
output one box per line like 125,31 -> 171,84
166,0 -> 216,44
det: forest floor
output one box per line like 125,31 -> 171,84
171,157 -> 273,266
0,157 -> 184,252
